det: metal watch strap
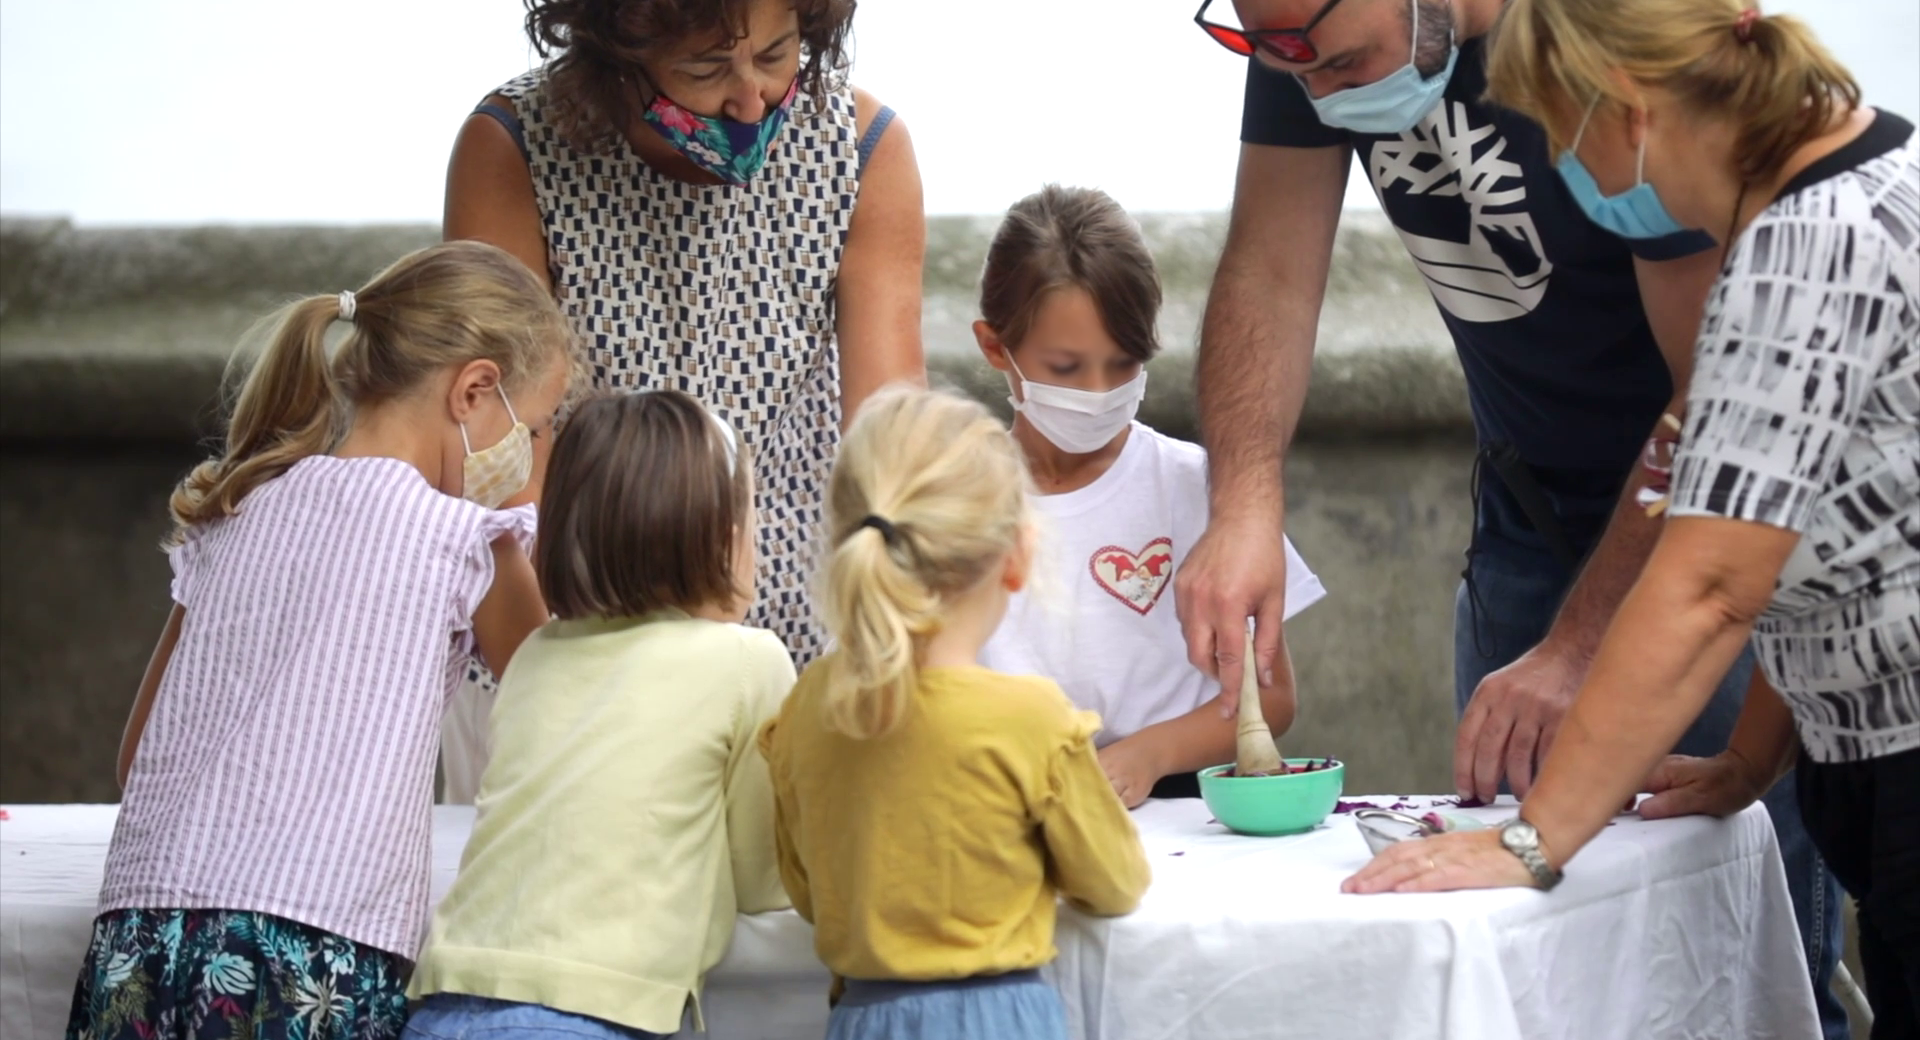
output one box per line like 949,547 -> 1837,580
1503,819 -> 1563,891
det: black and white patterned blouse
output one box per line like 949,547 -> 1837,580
1671,110 -> 1919,764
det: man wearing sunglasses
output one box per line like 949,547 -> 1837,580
1171,1 -> 1845,1034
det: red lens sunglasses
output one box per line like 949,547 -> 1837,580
1193,0 -> 1350,64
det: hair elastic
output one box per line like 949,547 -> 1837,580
337,290 -> 357,322
1734,8 -> 1760,41
858,515 -> 900,546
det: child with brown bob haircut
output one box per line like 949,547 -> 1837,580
406,389 -> 794,1040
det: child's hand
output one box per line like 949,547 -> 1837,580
1098,738 -> 1165,809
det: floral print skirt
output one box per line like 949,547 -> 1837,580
66,908 -> 409,1040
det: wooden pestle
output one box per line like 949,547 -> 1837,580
1233,629 -> 1284,776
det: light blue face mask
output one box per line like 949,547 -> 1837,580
1306,0 -> 1458,135
1555,98 -> 1691,240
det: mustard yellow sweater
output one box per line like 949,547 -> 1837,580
759,661 -> 1150,983
410,613 -> 795,1034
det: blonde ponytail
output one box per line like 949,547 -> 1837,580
168,240 -> 573,540
1727,13 -> 1861,181
820,387 -> 1032,739
1486,0 -> 1861,183
169,296 -> 345,532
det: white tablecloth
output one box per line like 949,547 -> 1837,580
1,797 -> 1816,1040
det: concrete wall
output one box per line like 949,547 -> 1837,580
0,215 -> 1473,803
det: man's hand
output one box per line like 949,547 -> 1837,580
1173,513 -> 1288,718
1098,737 -> 1167,810
1454,642 -> 1587,803
1637,751 -> 1769,821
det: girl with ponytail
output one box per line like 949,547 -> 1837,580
1350,6 -> 1918,1036
759,386 -> 1150,1040
67,240 -> 574,1040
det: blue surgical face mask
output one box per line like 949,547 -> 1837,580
1555,98 -> 1691,240
1306,0 -> 1458,135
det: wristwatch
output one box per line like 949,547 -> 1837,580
1499,818 -> 1563,891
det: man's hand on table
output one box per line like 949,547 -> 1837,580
1454,641 -> 1585,802
1099,738 -> 1165,810
1637,751 -> 1769,821
1342,829 -> 1536,894
1174,512 -> 1289,718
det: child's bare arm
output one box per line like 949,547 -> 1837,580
119,605 -> 185,790
471,536 -> 547,677
1098,637 -> 1300,807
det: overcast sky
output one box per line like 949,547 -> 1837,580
2,0 -> 1913,224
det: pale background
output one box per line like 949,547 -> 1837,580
2,0 -> 1913,224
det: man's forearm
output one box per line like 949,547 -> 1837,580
1539,411 -> 1673,665
1196,253 -> 1321,521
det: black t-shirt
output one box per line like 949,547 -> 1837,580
1242,39 -> 1718,548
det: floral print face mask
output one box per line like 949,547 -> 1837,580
641,78 -> 799,185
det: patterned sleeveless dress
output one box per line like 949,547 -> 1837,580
504,65 -> 867,660
441,67 -> 890,802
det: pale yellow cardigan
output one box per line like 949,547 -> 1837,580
410,613 -> 795,1034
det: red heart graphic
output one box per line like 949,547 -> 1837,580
1088,538 -> 1175,615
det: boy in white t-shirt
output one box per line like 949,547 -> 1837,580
975,186 -> 1327,807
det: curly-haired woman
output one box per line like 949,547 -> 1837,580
440,0 -> 926,801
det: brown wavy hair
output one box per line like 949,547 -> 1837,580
1486,0 -> 1860,184
524,0 -> 856,155
169,241 -> 573,540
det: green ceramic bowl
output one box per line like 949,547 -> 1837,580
1198,759 -> 1346,837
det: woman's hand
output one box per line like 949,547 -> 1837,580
1636,751 -> 1769,821
1342,829 -> 1535,894
1098,737 -> 1167,809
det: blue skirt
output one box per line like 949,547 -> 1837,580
403,994 -> 667,1039
826,970 -> 1067,1040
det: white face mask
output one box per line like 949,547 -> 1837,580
1005,358 -> 1147,455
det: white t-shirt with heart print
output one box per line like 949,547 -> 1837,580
981,423 -> 1326,746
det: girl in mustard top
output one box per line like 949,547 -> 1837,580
759,386 -> 1151,1040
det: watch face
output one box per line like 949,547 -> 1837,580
1503,820 -> 1538,850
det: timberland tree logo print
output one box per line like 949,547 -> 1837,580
1370,100 -> 1553,323
1090,538 -> 1175,615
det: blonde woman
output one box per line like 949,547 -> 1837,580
759,387 -> 1150,1040
1344,1 -> 1917,1033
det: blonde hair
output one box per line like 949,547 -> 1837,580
169,240 -> 573,537
1486,0 -> 1861,182
820,386 -> 1032,739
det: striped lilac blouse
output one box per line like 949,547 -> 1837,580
99,455 -> 536,958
